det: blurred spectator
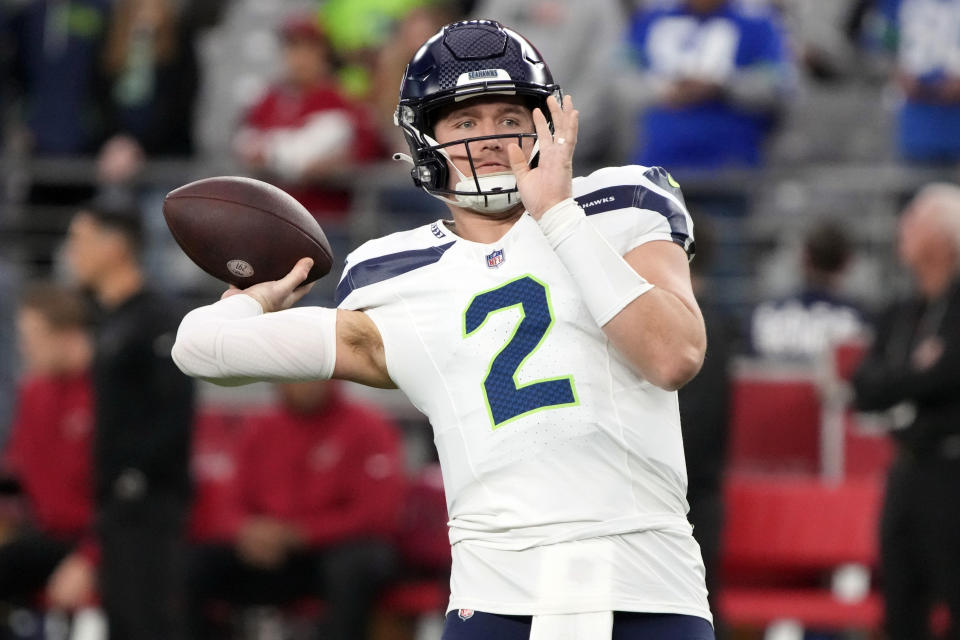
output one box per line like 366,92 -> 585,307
0,283 -> 96,613
3,0 -> 111,155
95,0 -> 228,298
776,0 -> 865,82
64,201 -> 195,640
370,2 -> 461,151
0,259 -> 17,446
319,0 -> 464,97
750,220 -> 868,361
677,220 -> 731,623
877,0 -> 960,164
620,0 -> 794,169
96,0 -> 226,185
191,0 -> 315,161
189,379 -> 406,640
469,0 -> 626,167
234,12 -> 383,221
852,183 -> 960,639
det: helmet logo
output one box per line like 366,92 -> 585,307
468,69 -> 500,80
456,68 -> 512,87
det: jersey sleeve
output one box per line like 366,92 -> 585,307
573,165 -> 695,259
335,224 -> 455,311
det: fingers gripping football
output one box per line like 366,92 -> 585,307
507,94 -> 579,219
222,257 -> 316,313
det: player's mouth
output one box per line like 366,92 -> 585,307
476,161 -> 509,173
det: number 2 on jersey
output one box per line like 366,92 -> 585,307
463,275 -> 578,428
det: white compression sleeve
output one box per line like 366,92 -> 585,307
172,294 -> 337,386
537,198 -> 654,326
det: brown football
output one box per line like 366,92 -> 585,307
162,176 -> 333,287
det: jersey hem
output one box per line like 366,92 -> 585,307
445,598 -> 713,626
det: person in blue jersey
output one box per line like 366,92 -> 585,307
878,0 -> 960,163
172,20 -> 713,640
622,0 -> 794,169
749,220 -> 868,362
4,0 -> 111,155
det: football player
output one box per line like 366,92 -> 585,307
173,20 -> 712,640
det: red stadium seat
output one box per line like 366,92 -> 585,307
719,474 -> 884,632
831,339 -> 868,383
843,413 -> 894,478
729,364 -> 822,474
720,590 -> 882,629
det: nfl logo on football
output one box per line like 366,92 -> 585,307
486,248 -> 505,268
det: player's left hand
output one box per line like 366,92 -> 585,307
46,552 -> 96,610
237,516 -> 293,569
507,94 -> 578,219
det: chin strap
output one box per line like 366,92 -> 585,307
451,171 -> 519,212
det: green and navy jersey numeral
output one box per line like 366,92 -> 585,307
463,275 -> 578,428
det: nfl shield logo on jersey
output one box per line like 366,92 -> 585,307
485,249 -> 505,268
458,608 -> 475,621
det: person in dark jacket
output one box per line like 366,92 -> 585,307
64,201 -> 195,640
678,219 -> 731,626
852,183 -> 960,640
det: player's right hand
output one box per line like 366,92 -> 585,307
221,257 -> 315,312
507,93 -> 578,219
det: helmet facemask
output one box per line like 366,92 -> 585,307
396,110 -> 543,214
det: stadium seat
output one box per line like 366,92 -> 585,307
831,339 -> 868,383
843,413 -> 894,478
824,340 -> 895,478
728,363 -> 822,474
719,474 -> 884,633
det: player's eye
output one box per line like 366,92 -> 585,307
455,120 -> 475,129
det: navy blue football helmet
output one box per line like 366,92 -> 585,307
394,20 -> 561,213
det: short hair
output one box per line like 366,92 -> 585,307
18,281 -> 90,330
77,199 -> 144,255
804,220 -> 852,274
909,182 -> 960,254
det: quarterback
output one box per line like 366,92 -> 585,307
173,20 -> 713,639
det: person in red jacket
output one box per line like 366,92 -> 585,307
0,282 -> 97,611
233,12 -> 382,221
189,378 -> 406,640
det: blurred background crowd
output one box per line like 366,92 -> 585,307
1,0 -> 960,639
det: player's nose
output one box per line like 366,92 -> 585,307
474,130 -> 502,151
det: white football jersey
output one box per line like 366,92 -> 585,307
337,165 -> 710,620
